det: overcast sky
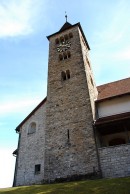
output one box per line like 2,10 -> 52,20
0,0 -> 130,188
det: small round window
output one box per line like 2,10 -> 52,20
28,122 -> 36,134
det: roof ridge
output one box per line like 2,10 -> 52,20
97,77 -> 130,88
59,22 -> 72,32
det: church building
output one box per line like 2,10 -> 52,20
13,20 -> 130,186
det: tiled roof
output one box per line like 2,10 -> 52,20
97,77 -> 130,101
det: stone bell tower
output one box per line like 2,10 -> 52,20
44,19 -> 99,182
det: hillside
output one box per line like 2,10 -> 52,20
0,177 -> 130,194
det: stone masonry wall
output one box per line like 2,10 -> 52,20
78,28 -> 98,120
15,102 -> 46,186
99,144 -> 130,178
44,25 -> 99,181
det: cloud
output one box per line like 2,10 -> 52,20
90,1 -> 130,84
0,0 -> 46,37
114,48 -> 130,60
92,0 -> 130,48
0,97 -> 42,116
0,147 -> 16,188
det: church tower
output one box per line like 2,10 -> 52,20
44,20 -> 99,182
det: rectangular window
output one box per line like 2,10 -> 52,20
35,164 -> 41,174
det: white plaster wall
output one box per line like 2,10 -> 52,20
15,102 -> 46,186
97,95 -> 130,118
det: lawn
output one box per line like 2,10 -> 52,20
0,177 -> 130,194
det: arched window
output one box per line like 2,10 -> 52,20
67,51 -> 71,58
59,52 -> 71,61
109,138 -> 126,146
66,70 -> 70,79
63,52 -> 67,60
69,32 -> 73,38
61,70 -> 70,81
55,38 -> 59,44
28,122 -> 36,134
59,54 -> 63,61
61,71 -> 66,81
60,36 -> 64,43
64,34 -> 68,41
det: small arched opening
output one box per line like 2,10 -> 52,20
66,70 -> 70,79
61,71 -> 66,81
28,122 -> 36,134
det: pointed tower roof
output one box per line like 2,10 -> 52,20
47,22 -> 90,50
59,22 -> 72,32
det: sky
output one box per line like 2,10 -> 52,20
0,0 -> 130,188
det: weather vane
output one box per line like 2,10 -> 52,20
65,11 -> 67,22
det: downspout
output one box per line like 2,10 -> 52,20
13,130 -> 21,187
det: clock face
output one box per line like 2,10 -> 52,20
57,41 -> 71,52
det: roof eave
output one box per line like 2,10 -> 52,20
94,111 -> 130,126
15,97 -> 47,132
47,22 -> 80,40
47,22 -> 90,50
96,92 -> 130,103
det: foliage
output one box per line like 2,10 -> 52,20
0,177 -> 130,194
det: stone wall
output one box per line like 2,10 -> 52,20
15,102 -> 46,186
99,144 -> 130,178
44,24 -> 99,181
78,28 -> 98,120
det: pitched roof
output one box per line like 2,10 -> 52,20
47,22 -> 90,50
16,97 -> 47,132
59,22 -> 72,32
97,77 -> 130,102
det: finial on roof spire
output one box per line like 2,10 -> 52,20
65,11 -> 67,22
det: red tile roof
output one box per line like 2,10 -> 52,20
97,77 -> 130,101
15,78 -> 130,131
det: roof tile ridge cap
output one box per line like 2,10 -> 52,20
97,76 -> 130,88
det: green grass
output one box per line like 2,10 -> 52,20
0,177 -> 130,194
